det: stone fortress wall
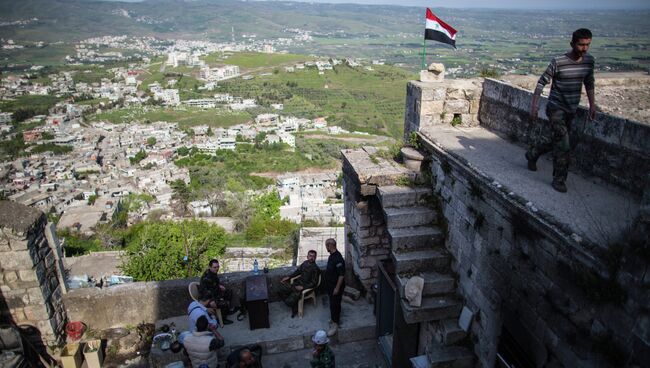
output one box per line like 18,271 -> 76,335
0,201 -> 68,346
396,72 -> 650,367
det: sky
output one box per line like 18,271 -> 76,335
287,0 -> 650,9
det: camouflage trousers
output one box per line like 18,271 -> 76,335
527,107 -> 576,183
278,282 -> 302,308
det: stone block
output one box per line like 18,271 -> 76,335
420,70 -> 444,83
422,86 -> 448,101
8,238 -> 28,251
343,286 -> 361,300
445,99 -> 469,114
421,114 -> 444,128
421,100 -> 445,115
0,251 -> 34,270
24,304 -> 50,321
18,269 -> 38,282
4,271 -> 18,283
470,99 -> 481,114
27,287 -> 44,304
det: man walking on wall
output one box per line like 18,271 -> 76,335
526,28 -> 597,193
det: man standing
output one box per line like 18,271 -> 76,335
324,238 -> 345,337
199,259 -> 234,324
526,28 -> 596,193
279,250 -> 320,318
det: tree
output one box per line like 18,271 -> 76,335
176,146 -> 190,156
120,220 -> 226,281
146,137 -> 157,146
129,149 -> 147,165
171,179 -> 191,217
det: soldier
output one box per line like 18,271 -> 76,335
199,259 -> 235,325
526,28 -> 597,193
310,330 -> 335,368
279,249 -> 320,317
324,238 -> 345,336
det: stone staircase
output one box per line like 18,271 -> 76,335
377,185 -> 474,368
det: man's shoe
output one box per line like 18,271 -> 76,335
525,152 -> 537,171
291,306 -> 298,318
222,318 -> 234,325
551,180 -> 567,193
327,323 -> 338,337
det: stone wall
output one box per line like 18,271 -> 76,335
479,78 -> 650,196
0,201 -> 67,345
341,154 -> 392,295
62,266 -> 320,330
404,79 -> 482,141
419,128 -> 649,367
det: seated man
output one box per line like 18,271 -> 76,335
184,316 -> 222,368
187,295 -> 224,343
199,259 -> 236,324
279,249 -> 320,317
226,345 -> 263,368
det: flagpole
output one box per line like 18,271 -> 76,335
421,37 -> 426,70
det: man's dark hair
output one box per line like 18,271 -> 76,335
196,315 -> 209,332
308,250 -> 317,256
209,259 -> 219,267
572,28 -> 592,43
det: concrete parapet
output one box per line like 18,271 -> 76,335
62,266 -> 322,330
479,78 -> 650,196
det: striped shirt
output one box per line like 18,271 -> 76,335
535,53 -> 595,113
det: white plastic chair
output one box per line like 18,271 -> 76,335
291,274 -> 322,318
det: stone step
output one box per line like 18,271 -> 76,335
385,206 -> 437,229
433,319 -> 467,346
426,345 -> 474,368
400,295 -> 463,324
392,249 -> 451,274
397,271 -> 456,298
378,185 -> 432,208
389,225 -> 444,252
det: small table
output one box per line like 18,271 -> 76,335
245,275 -> 270,330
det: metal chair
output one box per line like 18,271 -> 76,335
291,273 -> 322,318
188,281 -> 224,327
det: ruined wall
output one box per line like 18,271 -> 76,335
0,201 -> 67,345
479,78 -> 650,196
404,79 -> 482,141
401,76 -> 650,367
62,266 -> 318,330
341,156 -> 391,295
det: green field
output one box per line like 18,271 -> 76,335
88,106 -> 251,128
219,63 -> 415,138
202,52 -> 311,69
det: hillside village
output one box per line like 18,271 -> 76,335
0,37 -> 385,252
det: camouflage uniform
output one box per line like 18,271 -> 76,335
527,107 -> 576,183
310,345 -> 335,368
279,260 -> 320,308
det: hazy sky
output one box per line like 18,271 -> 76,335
288,0 -> 650,9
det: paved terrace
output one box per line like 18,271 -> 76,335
154,296 -> 385,368
419,124 -> 639,245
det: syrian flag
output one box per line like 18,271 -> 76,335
424,8 -> 457,48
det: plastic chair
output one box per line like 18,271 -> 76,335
291,274 -> 321,318
188,281 -> 224,327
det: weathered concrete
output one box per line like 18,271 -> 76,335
479,78 -> 650,195
63,266 -> 323,331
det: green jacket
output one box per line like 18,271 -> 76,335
290,260 -> 320,290
310,345 -> 335,368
